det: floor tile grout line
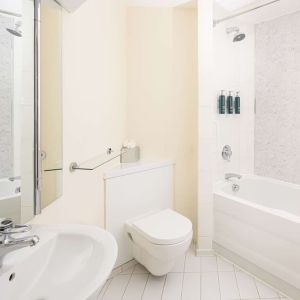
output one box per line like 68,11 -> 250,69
231,260 -> 284,299
217,252 -> 286,300
141,273 -> 150,299
160,274 -> 168,300
253,273 -> 262,300
180,246 -> 189,300
216,253 -> 223,300
233,264 -> 242,300
121,263 -> 138,300
98,278 -> 112,300
199,268 -> 202,300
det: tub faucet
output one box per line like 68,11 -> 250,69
0,218 -> 39,252
8,176 -> 21,181
225,173 -> 242,181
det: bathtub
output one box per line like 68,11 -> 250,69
0,178 -> 21,223
214,175 -> 300,299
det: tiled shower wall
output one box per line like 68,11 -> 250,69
0,16 -> 14,178
213,15 -> 255,181
255,11 -> 300,184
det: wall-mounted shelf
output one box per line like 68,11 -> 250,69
69,148 -> 125,172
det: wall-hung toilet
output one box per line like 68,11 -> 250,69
126,209 -> 192,276
104,160 -> 193,275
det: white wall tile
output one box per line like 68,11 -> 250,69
198,236 -> 212,250
198,203 -> 213,236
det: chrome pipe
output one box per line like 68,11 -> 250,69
214,0 -> 280,26
34,0 -> 42,215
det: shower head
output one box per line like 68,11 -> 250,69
226,26 -> 246,42
6,21 -> 22,37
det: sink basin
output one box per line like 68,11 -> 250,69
0,225 -> 118,300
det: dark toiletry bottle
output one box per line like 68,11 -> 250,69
235,91 -> 241,114
218,90 -> 226,114
227,91 -> 233,114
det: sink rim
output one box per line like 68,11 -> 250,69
0,224 -> 118,300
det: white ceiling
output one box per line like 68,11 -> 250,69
215,0 -> 300,24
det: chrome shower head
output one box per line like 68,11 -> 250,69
6,21 -> 22,37
226,26 -> 246,42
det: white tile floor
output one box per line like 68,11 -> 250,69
98,246 -> 291,300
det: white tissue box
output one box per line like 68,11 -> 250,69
120,146 -> 140,163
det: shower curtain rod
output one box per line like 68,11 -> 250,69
213,0 -> 280,26
0,9 -> 22,18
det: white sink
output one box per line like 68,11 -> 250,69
0,225 -> 118,300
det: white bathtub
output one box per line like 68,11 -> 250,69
214,175 -> 300,299
0,178 -> 21,222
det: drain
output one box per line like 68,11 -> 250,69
9,273 -> 15,282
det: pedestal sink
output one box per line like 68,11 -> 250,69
0,225 -> 118,300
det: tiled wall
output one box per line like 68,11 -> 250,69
255,11 -> 300,185
0,15 -> 14,179
213,19 -> 255,182
196,4 -> 255,252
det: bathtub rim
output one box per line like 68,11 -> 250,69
0,178 -> 21,201
214,174 -> 300,224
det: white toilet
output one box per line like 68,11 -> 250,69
126,209 -> 192,276
104,160 -> 193,276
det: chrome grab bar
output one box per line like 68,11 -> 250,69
8,176 -> 21,182
225,173 -> 242,181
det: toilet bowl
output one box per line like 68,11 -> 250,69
125,209 -> 193,276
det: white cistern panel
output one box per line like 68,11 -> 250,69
104,160 -> 175,267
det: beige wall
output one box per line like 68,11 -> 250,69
32,2 -> 197,233
32,0 -> 127,225
40,2 -> 63,209
126,7 -> 198,234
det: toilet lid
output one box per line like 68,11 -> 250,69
132,209 -> 192,245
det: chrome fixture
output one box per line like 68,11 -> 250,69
70,148 -> 126,172
0,218 -> 39,251
222,145 -> 232,162
34,0 -> 42,215
232,183 -> 240,192
226,26 -> 246,42
225,173 -> 242,181
6,21 -> 22,37
213,0 -> 280,26
225,173 -> 241,192
0,9 -> 22,18
8,176 -> 21,182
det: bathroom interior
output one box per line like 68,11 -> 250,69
0,0 -> 299,299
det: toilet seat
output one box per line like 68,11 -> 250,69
131,209 -> 192,245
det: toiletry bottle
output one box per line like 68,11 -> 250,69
227,91 -> 233,114
235,91 -> 240,114
218,90 -> 226,114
